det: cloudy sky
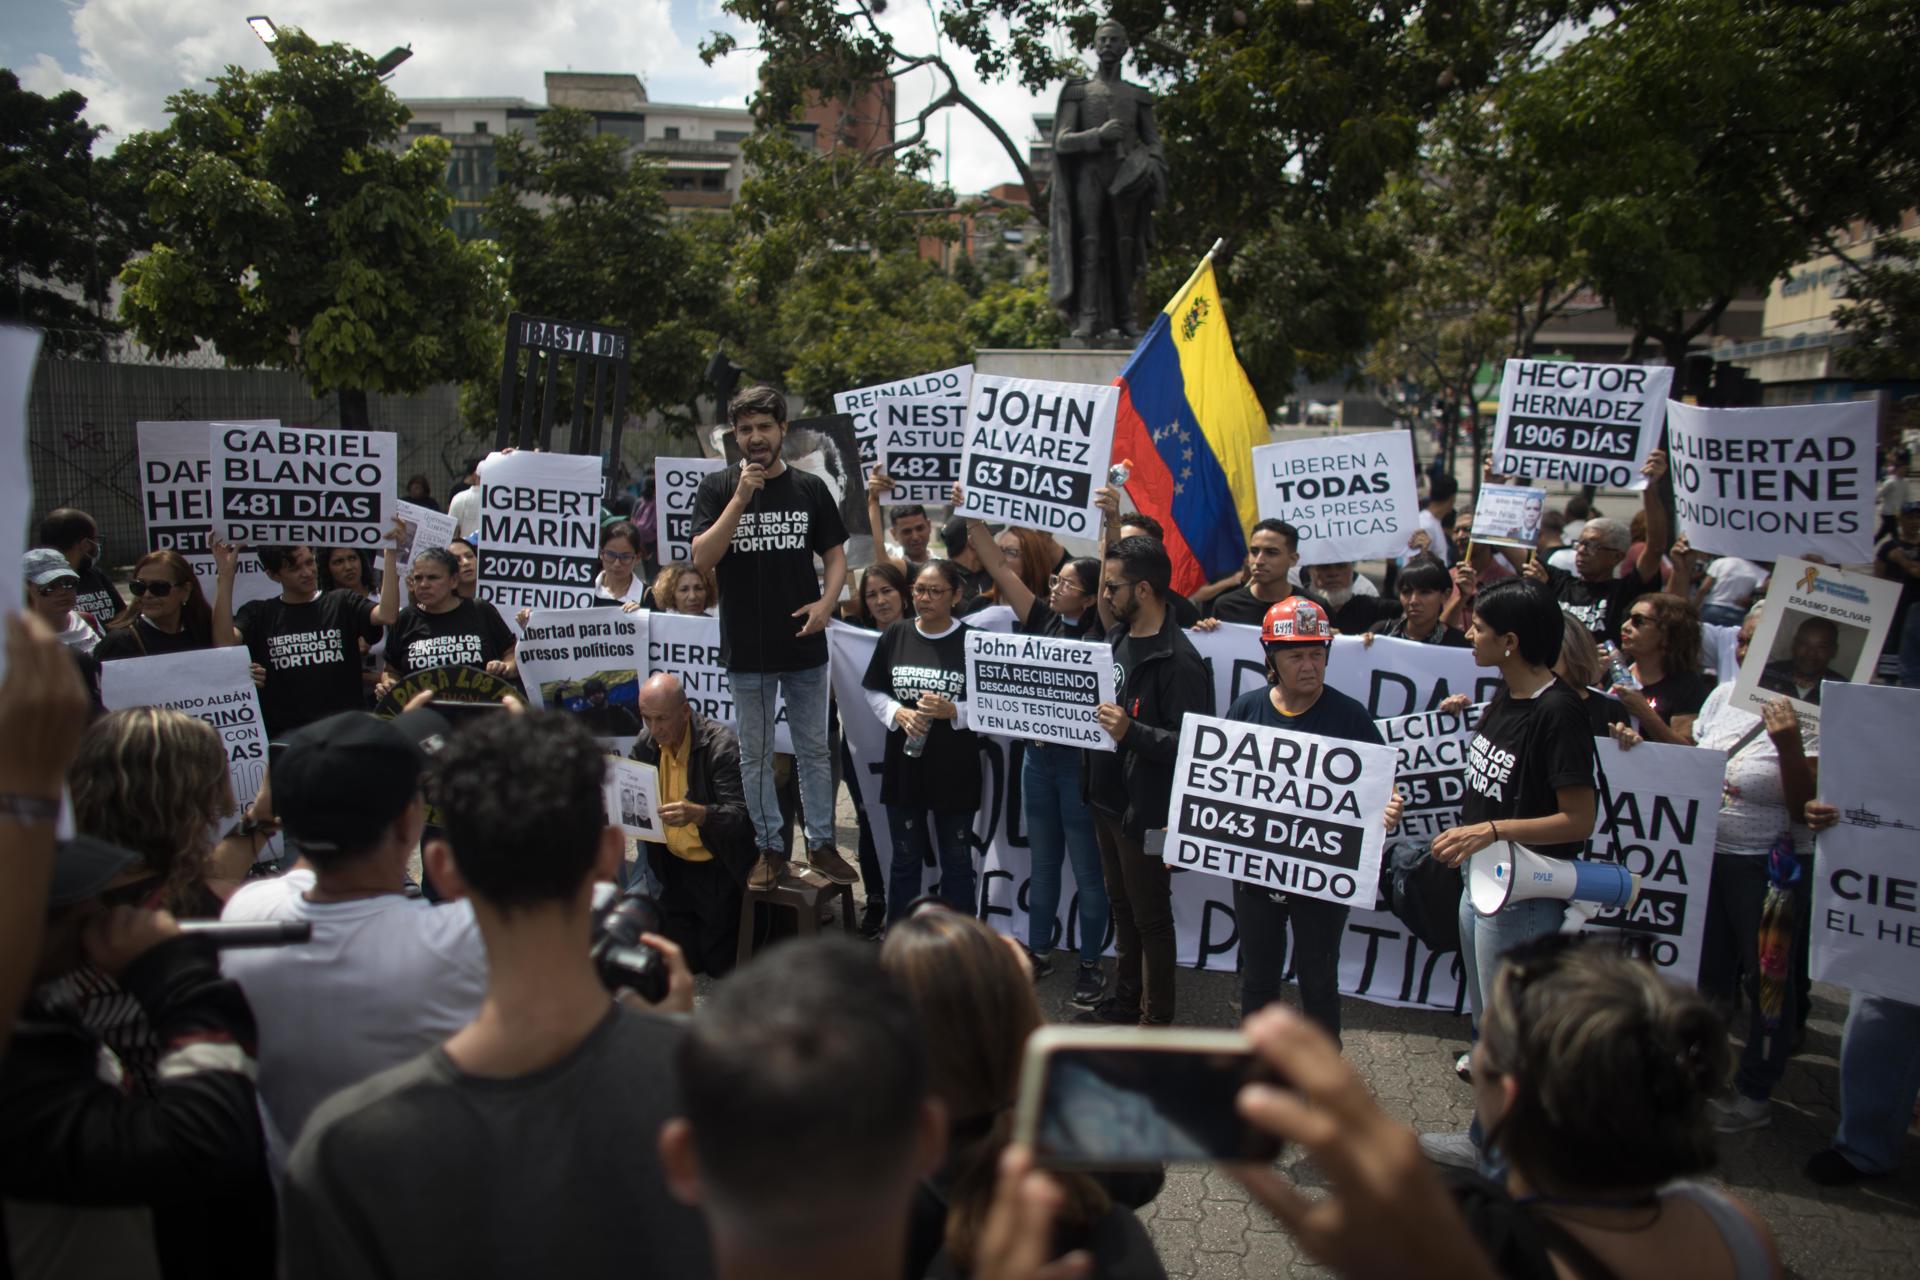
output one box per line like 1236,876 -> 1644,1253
9,0 -> 1061,194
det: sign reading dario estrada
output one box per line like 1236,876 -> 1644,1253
1492,359 -> 1671,490
955,374 -> 1118,538
965,631 -> 1117,752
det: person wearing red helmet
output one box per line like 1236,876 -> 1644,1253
1224,597 -> 1403,1043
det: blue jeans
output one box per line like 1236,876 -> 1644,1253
1022,744 -> 1108,963
732,664 -> 833,851
1456,889 -> 1566,1027
886,808 -> 976,922
1700,602 -> 1748,628
1834,992 -> 1920,1174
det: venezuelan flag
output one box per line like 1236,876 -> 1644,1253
1111,253 -> 1266,595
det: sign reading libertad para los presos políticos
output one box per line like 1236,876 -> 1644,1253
211,424 -> 397,549
478,450 -> 602,622
1250,430 -> 1420,565
965,631 -> 1117,753
834,364 -> 972,480
955,375 -> 1118,538
876,397 -> 968,507
1165,714 -> 1397,909
1491,359 -> 1672,490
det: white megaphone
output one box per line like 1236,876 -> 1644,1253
1468,841 -> 1641,923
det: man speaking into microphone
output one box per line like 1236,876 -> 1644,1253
690,387 -> 853,891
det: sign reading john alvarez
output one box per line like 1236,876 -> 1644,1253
1167,713 -> 1397,908
1376,704 -> 1485,842
956,375 -> 1118,538
966,630 -> 1117,752
1250,431 -> 1420,565
212,423 -> 396,548
876,397 -> 968,506
1667,400 -> 1876,563
478,450 -> 602,626
833,364 -> 972,478
1492,359 -> 1671,490
654,456 -> 725,567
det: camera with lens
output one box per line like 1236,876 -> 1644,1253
589,890 -> 670,1004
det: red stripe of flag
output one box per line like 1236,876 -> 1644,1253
1112,384 -> 1205,595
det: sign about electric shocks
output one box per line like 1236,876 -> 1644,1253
965,631 -> 1117,752
478,450 -> 602,625
1250,431 -> 1420,565
955,375 -> 1118,538
1166,714 -> 1398,908
211,424 -> 397,548
1491,359 -> 1672,489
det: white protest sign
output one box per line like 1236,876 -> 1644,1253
100,647 -> 268,819
1376,704 -> 1485,844
517,606 -> 649,752
1667,400 -> 1876,563
956,374 -> 1118,539
1811,683 -> 1920,1003
0,326 -> 39,686
648,610 -> 796,755
1574,738 -> 1724,986
833,364 -> 973,478
1182,625 -> 1502,728
212,423 -> 396,548
654,456 -> 725,567
828,622 -> 1466,1010
391,501 -> 457,580
965,631 -> 1116,752
605,756 -> 664,841
1469,484 -> 1549,550
1491,359 -> 1672,489
1250,431 -> 1420,565
876,397 -> 968,505
1166,714 -> 1397,908
137,420 -> 279,607
478,451 -> 602,625
1730,557 -> 1897,728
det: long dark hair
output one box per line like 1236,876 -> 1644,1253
105,550 -> 212,640
854,562 -> 910,629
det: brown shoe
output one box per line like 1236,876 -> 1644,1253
807,842 -> 858,886
747,852 -> 782,892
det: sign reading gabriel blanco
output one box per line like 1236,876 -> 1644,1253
1491,359 -> 1671,490
212,423 -> 397,548
965,631 -> 1116,752
1166,714 -> 1397,908
956,375 -> 1117,538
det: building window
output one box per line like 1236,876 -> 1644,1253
663,126 -> 681,140
598,118 -> 647,143
715,129 -> 748,144
406,122 -> 441,134
701,174 -> 724,191
473,121 -> 488,134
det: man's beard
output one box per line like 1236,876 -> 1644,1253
1319,586 -> 1354,610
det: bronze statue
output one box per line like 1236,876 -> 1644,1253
1048,19 -> 1169,342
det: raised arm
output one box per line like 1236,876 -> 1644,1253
690,466 -> 763,574
209,535 -> 243,646
965,513 -> 1036,620
1634,449 -> 1672,584
370,515 -> 404,627
865,467 -> 894,566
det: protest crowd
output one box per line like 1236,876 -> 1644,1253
8,364 -> 1920,1280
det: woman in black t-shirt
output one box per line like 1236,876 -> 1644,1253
862,559 -> 982,923
1610,592 -> 1714,746
95,550 -> 212,661
1430,579 -> 1599,1032
383,548 -> 517,683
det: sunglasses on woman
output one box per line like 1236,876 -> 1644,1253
33,581 -> 76,597
127,579 -> 185,597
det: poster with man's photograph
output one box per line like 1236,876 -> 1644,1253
707,409 -> 869,538
541,668 -> 643,742
1731,557 -> 1898,725
604,757 -> 662,840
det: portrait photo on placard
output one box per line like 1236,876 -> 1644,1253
393,515 -> 420,565
540,668 -> 642,738
1755,608 -> 1865,704
617,781 -> 656,834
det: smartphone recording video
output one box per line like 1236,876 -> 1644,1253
1014,1027 -> 1283,1168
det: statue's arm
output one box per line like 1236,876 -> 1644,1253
1137,92 -> 1166,156
1053,89 -> 1105,154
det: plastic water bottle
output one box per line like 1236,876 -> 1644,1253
902,696 -> 928,758
1108,459 -> 1132,487
1600,642 -> 1638,691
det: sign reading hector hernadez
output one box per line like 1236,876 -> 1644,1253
1166,714 -> 1397,908
956,374 -> 1118,538
213,423 -> 397,547
1491,359 -> 1672,490
965,631 -> 1117,752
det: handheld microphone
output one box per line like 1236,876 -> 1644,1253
177,920 -> 313,948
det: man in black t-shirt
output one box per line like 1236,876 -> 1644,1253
1523,448 -> 1671,643
212,530 -> 402,737
1306,561 -> 1400,635
35,507 -> 123,623
1205,520 -> 1329,625
1874,501 -> 1920,665
690,387 -> 853,890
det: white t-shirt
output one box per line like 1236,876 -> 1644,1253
593,570 -> 647,606
447,486 -> 481,539
1701,558 -> 1768,611
220,872 -> 489,1170
1398,509 -> 1452,566
1692,682 -> 1820,857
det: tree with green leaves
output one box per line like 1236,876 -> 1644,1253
0,70 -> 143,355
116,28 -> 497,426
1835,239 -> 1920,381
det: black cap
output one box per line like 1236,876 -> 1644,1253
50,836 -> 143,908
272,713 -> 426,855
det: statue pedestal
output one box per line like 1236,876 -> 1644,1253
975,346 -> 1133,387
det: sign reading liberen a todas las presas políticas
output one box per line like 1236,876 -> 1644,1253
833,364 -> 973,480
965,631 -> 1117,752
212,423 -> 397,548
955,375 -> 1118,538
876,397 -> 968,506
1666,400 -> 1877,564
654,456 -> 725,567
1375,704 -> 1484,842
478,450 -> 602,622
1491,359 -> 1672,490
1166,714 -> 1397,908
1250,430 -> 1419,565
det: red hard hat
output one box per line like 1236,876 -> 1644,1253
1261,596 -> 1332,645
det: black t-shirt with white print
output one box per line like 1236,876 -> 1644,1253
861,618 -> 981,814
71,563 -> 124,625
1459,676 -> 1598,863
1544,564 -> 1658,644
690,464 -> 849,673
388,599 -> 516,677
235,590 -> 380,736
